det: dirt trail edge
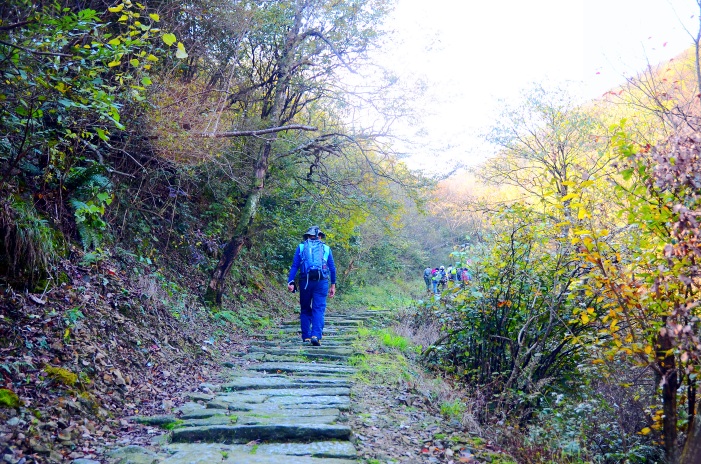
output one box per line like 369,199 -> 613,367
105,308 -> 389,464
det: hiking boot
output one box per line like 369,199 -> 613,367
303,338 -> 311,344
310,336 -> 321,346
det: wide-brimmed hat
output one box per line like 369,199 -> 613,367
303,226 -> 325,239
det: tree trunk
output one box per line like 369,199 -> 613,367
681,408 -> 701,464
658,329 -> 679,463
204,2 -> 303,304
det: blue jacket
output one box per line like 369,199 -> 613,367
287,241 -> 337,284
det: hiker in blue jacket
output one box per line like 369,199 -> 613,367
287,226 -> 337,346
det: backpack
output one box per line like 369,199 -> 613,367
299,239 -> 330,279
424,268 -> 432,278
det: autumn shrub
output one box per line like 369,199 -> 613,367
424,205 -> 593,416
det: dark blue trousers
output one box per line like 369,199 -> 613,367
299,278 -> 329,340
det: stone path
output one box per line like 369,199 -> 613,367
108,310 -> 388,464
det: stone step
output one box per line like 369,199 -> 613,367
249,346 -> 354,355
246,362 -> 355,376
164,441 -> 357,460
162,442 -> 357,463
243,352 -> 350,363
254,338 -> 357,346
171,423 -> 352,444
221,376 -> 351,391
208,394 -> 351,412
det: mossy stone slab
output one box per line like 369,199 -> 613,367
170,423 -> 352,444
180,408 -> 230,419
247,362 -> 355,375
129,414 -> 176,426
179,415 -> 236,427
221,376 -> 350,391
219,387 -> 350,399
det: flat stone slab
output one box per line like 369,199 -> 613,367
257,441 -> 357,459
221,376 -> 351,391
266,394 -> 349,407
161,443 -> 356,464
181,408 -> 230,420
218,387 -> 350,399
171,423 -> 352,444
238,407 -> 341,418
244,352 -> 350,363
129,414 -> 176,426
247,362 -> 355,375
169,440 -> 357,459
180,415 -> 237,427
186,392 -> 215,402
236,414 -> 337,426
249,347 -> 354,355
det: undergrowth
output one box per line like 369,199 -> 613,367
336,279 -> 421,312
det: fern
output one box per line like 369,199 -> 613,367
66,163 -> 113,250
0,198 -> 59,283
64,163 -> 110,191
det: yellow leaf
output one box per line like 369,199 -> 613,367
644,345 -> 652,355
577,208 -> 587,220
587,307 -> 595,315
640,427 -> 651,435
149,13 -> 160,21
580,180 -> 595,188
108,60 -> 121,67
129,58 -> 139,66
118,14 -> 128,21
592,359 -> 605,364
561,193 -> 577,202
162,33 -> 176,46
581,313 -> 590,324
175,42 -> 188,59
108,4 -> 124,12
146,54 -> 158,62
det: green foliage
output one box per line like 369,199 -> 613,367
0,0 -> 180,278
66,164 -> 113,249
350,325 -> 417,385
63,306 -> 85,327
439,399 -> 465,420
379,329 -> 411,352
337,280 -> 416,311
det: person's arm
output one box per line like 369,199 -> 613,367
287,246 -> 301,292
327,248 -> 337,297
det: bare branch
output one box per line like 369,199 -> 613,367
196,125 -> 318,138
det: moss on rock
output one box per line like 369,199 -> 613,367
44,365 -> 78,386
0,388 -> 21,409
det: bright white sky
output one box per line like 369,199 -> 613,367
373,0 -> 700,173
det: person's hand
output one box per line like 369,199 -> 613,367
288,283 -> 295,292
328,284 -> 336,298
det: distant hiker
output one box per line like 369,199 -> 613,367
432,266 -> 445,294
439,266 -> 448,291
423,267 -> 432,292
287,226 -> 336,346
461,267 -> 471,286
